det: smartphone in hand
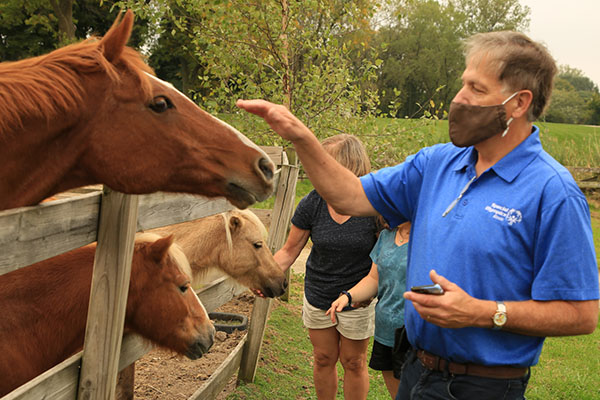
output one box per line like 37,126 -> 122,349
410,283 -> 444,295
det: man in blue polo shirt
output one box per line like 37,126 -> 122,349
237,31 -> 599,399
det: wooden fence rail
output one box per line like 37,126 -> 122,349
0,146 -> 297,400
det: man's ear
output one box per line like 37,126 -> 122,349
511,90 -> 533,119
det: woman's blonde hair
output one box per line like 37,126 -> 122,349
464,31 -> 557,121
321,134 -> 371,177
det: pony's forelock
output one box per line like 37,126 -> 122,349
220,213 -> 234,254
135,232 -> 192,280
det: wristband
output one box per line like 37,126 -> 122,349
340,290 -> 352,305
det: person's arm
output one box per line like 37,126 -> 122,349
405,270 -> 598,336
236,99 -> 376,216
273,224 -> 310,273
325,263 -> 380,323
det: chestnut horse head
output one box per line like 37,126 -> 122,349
0,10 -> 274,211
151,209 -> 288,297
0,234 -> 214,396
126,233 -> 215,359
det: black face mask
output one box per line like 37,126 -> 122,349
448,92 -> 518,147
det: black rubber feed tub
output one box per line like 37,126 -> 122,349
209,312 -> 249,333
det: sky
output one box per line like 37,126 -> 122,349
520,0 -> 600,87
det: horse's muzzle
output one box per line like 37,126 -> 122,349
185,327 -> 215,360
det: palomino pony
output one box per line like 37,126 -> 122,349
0,233 -> 215,397
0,10 -> 274,211
151,209 -> 288,297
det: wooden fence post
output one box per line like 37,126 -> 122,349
238,163 -> 299,383
77,188 -> 139,400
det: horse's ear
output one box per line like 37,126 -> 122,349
148,235 -> 174,264
229,215 -> 242,233
100,10 -> 134,63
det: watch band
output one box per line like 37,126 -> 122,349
340,290 -> 352,305
492,301 -> 507,330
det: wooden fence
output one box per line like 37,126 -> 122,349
0,146 -> 298,400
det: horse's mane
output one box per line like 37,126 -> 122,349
0,36 -> 154,135
135,232 -> 192,280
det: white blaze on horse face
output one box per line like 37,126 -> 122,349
144,73 -> 271,161
190,288 -> 209,319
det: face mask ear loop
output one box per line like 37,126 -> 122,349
502,117 -> 514,137
502,91 -> 519,105
501,92 -> 519,138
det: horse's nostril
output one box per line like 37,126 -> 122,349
283,278 -> 289,289
258,157 -> 274,181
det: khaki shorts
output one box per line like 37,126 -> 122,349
302,294 -> 375,340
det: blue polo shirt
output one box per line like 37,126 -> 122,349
360,126 -> 599,367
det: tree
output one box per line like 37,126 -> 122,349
544,67 -> 600,124
119,0 -> 382,145
0,0 -> 58,60
376,0 -> 464,117
375,0 -> 530,118
0,0 -> 148,60
451,0 -> 530,36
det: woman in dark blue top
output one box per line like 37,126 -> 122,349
275,134 -> 379,400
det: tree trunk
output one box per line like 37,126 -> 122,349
280,0 -> 292,109
49,0 -> 75,44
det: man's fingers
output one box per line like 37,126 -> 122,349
236,99 -> 271,116
430,269 -> 452,291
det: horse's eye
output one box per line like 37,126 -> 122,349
149,96 -> 172,113
253,242 -> 263,249
179,284 -> 189,293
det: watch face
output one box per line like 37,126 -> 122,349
494,312 -> 507,326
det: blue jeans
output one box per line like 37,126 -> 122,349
395,349 -> 530,400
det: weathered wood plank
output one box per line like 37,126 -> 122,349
189,334 -> 248,400
566,166 -> 600,174
77,189 -> 139,400
137,193 -> 232,231
0,192 -> 101,275
262,146 -> 284,166
196,276 -> 248,312
578,182 -> 600,189
0,192 -> 234,276
249,208 -> 272,227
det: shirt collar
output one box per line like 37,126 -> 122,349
452,125 -> 542,182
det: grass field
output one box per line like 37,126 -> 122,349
240,120 -> 600,399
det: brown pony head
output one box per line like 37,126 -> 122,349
126,233 -> 215,359
0,10 -> 274,210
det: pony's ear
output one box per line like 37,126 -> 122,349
229,215 -> 242,233
99,10 -> 134,63
148,235 -> 174,264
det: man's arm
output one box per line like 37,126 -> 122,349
236,99 -> 377,216
405,270 -> 599,336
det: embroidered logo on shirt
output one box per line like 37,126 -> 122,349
485,203 -> 522,225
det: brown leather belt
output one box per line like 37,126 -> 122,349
416,350 -> 528,379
